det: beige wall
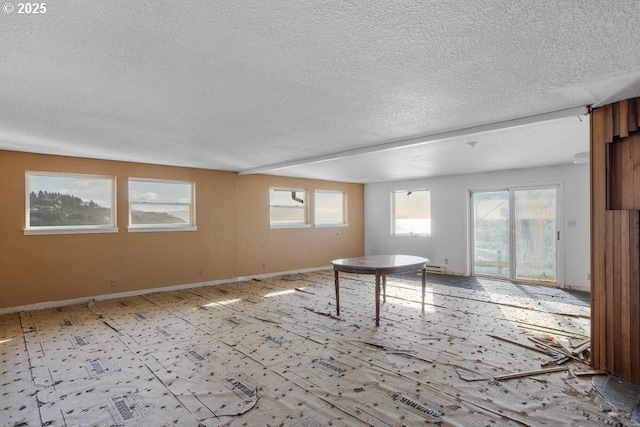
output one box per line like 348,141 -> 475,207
0,150 -> 364,309
236,175 -> 363,274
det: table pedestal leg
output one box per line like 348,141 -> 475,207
334,269 -> 340,316
375,272 -> 381,326
421,267 -> 426,312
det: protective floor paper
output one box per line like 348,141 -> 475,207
1,272 -> 638,426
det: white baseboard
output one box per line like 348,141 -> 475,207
564,284 -> 590,293
0,265 -> 333,315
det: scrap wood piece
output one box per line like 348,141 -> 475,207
487,334 -> 549,355
528,337 -> 590,366
569,337 -> 591,348
365,341 -> 416,353
364,342 -> 434,361
531,333 -> 556,342
455,368 -> 487,382
363,342 -> 434,363
364,341 -> 392,351
493,366 -> 569,381
541,356 -> 572,368
303,306 -> 345,321
529,337 -> 562,352
572,340 -> 591,355
516,323 -> 587,339
570,337 -> 591,348
572,370 -> 608,377
552,312 -> 591,320
294,287 -> 315,294
99,318 -> 122,334
555,337 -> 576,355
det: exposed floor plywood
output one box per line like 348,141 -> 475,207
1,272 -> 638,426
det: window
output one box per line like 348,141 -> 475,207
392,189 -> 431,236
25,172 -> 117,234
314,190 -> 346,226
270,188 -> 308,227
128,179 -> 195,231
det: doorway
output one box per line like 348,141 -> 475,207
471,186 -> 559,284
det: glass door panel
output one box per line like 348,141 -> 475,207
514,188 -> 557,283
472,191 -> 510,277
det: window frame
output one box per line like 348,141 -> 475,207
314,190 -> 348,227
24,171 -> 118,235
269,187 -> 310,228
127,178 -> 197,233
391,188 -> 431,237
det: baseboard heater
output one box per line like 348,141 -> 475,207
426,265 -> 446,274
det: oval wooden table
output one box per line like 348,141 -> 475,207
331,255 -> 429,326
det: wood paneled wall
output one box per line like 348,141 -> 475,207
591,97 -> 640,383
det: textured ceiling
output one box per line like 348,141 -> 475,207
1,1 -> 640,182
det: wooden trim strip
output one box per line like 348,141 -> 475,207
619,99 -> 629,138
637,98 -> 640,131
613,102 -> 620,138
612,211 -> 622,373
604,104 -> 614,143
604,210 -> 614,372
629,98 -> 638,133
620,211 -> 631,378
630,210 -> 640,383
590,106 -> 607,370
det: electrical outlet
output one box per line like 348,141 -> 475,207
444,258 -> 448,264
568,219 -> 577,227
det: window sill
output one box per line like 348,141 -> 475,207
128,226 -> 198,233
24,227 -> 119,235
392,233 -> 431,238
270,223 -> 311,229
315,223 -> 349,228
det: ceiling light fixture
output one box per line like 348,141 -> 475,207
466,141 -> 478,148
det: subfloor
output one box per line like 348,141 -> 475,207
1,272 -> 639,426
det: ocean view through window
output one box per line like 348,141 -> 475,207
392,189 -> 431,236
25,172 -> 116,234
128,179 -> 195,231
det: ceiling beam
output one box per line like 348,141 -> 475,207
238,106 -> 589,176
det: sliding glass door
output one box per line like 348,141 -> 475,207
472,191 -> 510,277
471,187 -> 558,284
513,188 -> 557,282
